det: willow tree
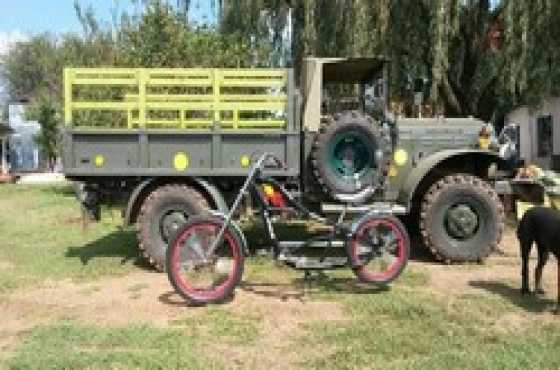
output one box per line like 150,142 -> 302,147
501,0 -> 560,107
84,0 -> 560,120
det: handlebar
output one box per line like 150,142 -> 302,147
250,152 -> 287,171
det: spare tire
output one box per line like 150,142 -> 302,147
311,111 -> 391,204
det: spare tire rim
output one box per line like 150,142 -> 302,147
444,204 -> 479,241
328,131 -> 374,181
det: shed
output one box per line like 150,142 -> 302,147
505,97 -> 560,171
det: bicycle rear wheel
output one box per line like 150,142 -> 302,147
348,215 -> 410,285
166,216 -> 244,305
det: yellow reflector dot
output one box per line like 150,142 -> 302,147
240,155 -> 250,168
94,155 -> 105,167
174,152 -> 189,171
394,149 -> 408,166
263,184 -> 275,197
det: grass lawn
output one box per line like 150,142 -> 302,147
0,184 -> 144,293
2,184 -> 560,369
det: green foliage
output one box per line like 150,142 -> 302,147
1,34 -> 62,101
2,0 -> 559,124
118,2 -> 258,68
27,98 -> 60,167
118,1 -> 190,67
501,0 -> 560,106
222,0 -> 560,121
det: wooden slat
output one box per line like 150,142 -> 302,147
145,102 -> 214,110
220,69 -> 287,78
124,94 -> 215,102
219,79 -> 286,87
220,94 -> 287,102
72,101 -> 138,110
237,120 -> 286,128
148,78 -> 212,87
72,78 -> 138,85
71,67 -> 138,74
147,68 -> 213,76
217,102 -> 286,110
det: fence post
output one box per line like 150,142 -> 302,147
64,69 -> 73,126
213,69 -> 221,127
138,69 -> 147,128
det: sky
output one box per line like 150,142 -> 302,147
0,0 -> 215,53
0,0 -> 215,102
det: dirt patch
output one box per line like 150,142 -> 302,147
0,261 -> 14,271
1,273 -> 191,329
221,288 -> 345,369
418,228 -> 559,298
0,269 -> 345,367
406,227 -> 560,333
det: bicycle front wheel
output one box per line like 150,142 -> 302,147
348,215 -> 410,285
166,216 -> 244,305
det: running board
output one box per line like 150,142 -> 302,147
278,254 -> 348,269
278,240 -> 344,249
321,203 -> 407,215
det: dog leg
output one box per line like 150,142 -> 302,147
556,258 -> 560,315
521,241 -> 531,295
535,248 -> 549,295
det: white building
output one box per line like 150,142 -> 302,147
505,97 -> 560,171
8,104 -> 41,172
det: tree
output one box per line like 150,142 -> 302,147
220,0 -> 560,123
1,35 -> 61,101
3,0 -> 559,126
32,98 -> 59,171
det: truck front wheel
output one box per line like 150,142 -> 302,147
420,174 -> 504,263
137,184 -> 209,271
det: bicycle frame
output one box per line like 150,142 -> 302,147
205,152 -> 405,272
206,153 -> 336,260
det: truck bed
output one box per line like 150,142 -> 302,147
61,68 -> 299,179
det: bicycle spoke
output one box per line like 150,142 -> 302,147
350,216 -> 409,285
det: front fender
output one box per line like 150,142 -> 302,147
124,177 -> 228,226
397,149 -> 506,207
124,178 -> 153,226
349,207 -> 398,235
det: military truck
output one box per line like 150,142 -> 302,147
62,57 -> 511,270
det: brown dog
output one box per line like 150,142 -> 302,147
517,206 -> 560,312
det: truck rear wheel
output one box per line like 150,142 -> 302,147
137,184 -> 209,271
420,174 -> 504,263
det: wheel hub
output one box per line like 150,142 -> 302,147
160,211 -> 187,242
445,204 -> 479,240
329,133 -> 372,179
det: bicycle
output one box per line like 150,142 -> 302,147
166,153 -> 410,305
